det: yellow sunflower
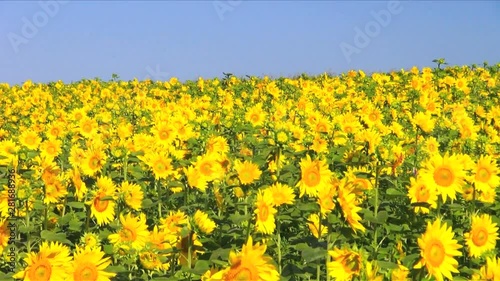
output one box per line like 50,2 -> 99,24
296,155 -> 333,198
81,147 -> 107,176
13,241 -> 72,281
254,189 -> 277,235
208,236 -> 279,281
407,177 -> 438,214
19,131 -> 42,150
194,210 -> 217,235
307,213 -> 328,239
465,214 -> 499,258
67,246 -> 116,281
0,219 -> 8,255
80,232 -> 101,249
160,210 -> 188,235
472,155 -> 500,192
338,180 -> 365,233
266,182 -> 295,207
234,159 -> 262,185
327,247 -> 363,281
414,218 -> 462,281
183,165 -> 208,192
40,139 -> 62,160
87,176 -> 116,226
120,181 -> 143,211
475,256 -> 500,281
420,153 -> 465,203
194,154 -> 224,182
109,213 -> 150,251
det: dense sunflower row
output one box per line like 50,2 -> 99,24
1,63 -> 500,281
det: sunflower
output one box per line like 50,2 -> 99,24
0,219 -> 8,255
13,241 -> 72,281
81,147 -> 107,176
80,232 -> 101,249
139,251 -> 170,271
208,236 -> 279,281
338,180 -> 365,233
183,165 -> 208,192
414,218 -> 462,281
327,247 -> 363,281
413,112 -> 435,133
317,180 -> 337,216
419,153 -> 465,203
19,131 -> 42,150
109,213 -> 150,251
307,213 -> 327,239
391,262 -> 410,281
141,151 -> 176,180
68,146 -> 86,169
472,155 -> 500,192
71,168 -> 87,201
465,214 -> 499,258
194,210 -> 217,235
206,135 -> 230,156
245,104 -> 266,127
266,182 -> 295,207
120,181 -> 143,211
234,159 -> 262,185
160,210 -> 188,235
407,177 -> 438,214
194,154 -> 224,182
67,246 -> 116,281
296,155 -> 333,198
151,121 -> 176,146
475,256 -> 500,281
78,116 -> 98,138
149,225 -> 177,253
254,189 -> 277,235
40,139 -> 62,160
423,136 -> 440,155
87,176 -> 116,226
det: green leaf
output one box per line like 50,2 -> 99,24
190,260 -> 211,275
142,198 -> 154,209
106,265 -> 128,273
299,244 -> 327,263
386,188 -> 405,196
377,261 -> 398,270
40,230 -> 73,245
229,213 -> 251,225
67,202 -> 85,209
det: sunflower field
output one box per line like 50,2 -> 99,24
1,62 -> 500,281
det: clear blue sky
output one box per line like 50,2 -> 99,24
1,1 -> 499,84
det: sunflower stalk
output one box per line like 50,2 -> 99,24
275,146 -> 282,275
373,162 -> 380,255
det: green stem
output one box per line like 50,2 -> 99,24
123,153 -> 128,182
373,163 -> 380,253
277,210 -> 282,275
26,201 -> 31,253
155,180 -> 162,218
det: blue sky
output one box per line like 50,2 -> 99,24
1,1 -> 499,84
